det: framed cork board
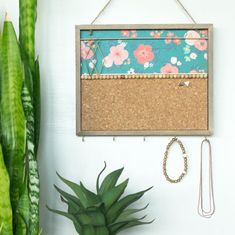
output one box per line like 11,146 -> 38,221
76,24 -> 213,136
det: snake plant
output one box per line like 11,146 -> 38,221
0,0 -> 40,233
48,163 -> 153,235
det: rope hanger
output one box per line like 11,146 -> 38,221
91,0 -> 197,25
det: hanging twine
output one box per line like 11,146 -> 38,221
91,0 -> 197,24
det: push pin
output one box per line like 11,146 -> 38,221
178,81 -> 191,87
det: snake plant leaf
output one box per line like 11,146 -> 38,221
98,167 -> 124,196
101,179 -> 129,211
33,58 -> 40,155
115,204 -> 149,223
106,187 -> 153,224
19,0 -> 41,157
19,0 -> 37,72
21,81 -> 40,235
15,177 -> 30,235
47,207 -> 82,234
0,144 -> 13,235
0,16 -> 26,213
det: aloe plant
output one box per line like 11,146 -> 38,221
48,163 -> 153,235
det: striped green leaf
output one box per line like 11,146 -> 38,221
0,17 -> 26,214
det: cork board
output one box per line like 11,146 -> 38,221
76,24 -> 213,136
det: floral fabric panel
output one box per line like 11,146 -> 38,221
80,29 -> 208,75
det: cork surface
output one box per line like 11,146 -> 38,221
81,79 -> 208,131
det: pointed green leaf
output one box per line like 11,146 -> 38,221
80,182 -> 101,206
47,206 -> 81,233
115,204 -> 149,223
107,187 -> 153,224
77,210 -> 106,226
57,173 -> 101,208
96,162 -> 107,193
101,179 -> 129,211
99,167 -> 124,195
110,218 -> 154,234
54,184 -> 83,211
57,173 -> 91,208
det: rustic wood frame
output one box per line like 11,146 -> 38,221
76,24 -> 213,136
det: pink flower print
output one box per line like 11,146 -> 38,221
173,37 -> 181,45
121,30 -> 130,37
81,42 -> 94,60
103,56 -> 113,68
160,63 -> 179,74
184,30 -> 201,46
194,39 -> 208,51
165,38 -> 171,44
153,33 -> 161,39
131,33 -> 137,38
167,32 -> 174,37
134,44 -> 155,64
109,44 -> 129,65
200,30 -> 208,37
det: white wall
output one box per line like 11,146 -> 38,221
0,0 -> 235,234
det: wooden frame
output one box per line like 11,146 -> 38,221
76,24 -> 213,136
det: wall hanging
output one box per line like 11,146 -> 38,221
75,0 -> 215,218
76,24 -> 213,136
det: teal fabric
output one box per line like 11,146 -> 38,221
80,29 -> 208,75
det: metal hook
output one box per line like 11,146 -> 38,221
113,137 -> 116,142
143,137 -> 146,142
82,136 -> 85,142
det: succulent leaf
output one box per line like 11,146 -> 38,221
98,167 -> 124,196
49,166 -> 154,235
77,210 -> 106,226
106,187 -> 153,224
101,179 -> 129,211
96,162 -> 107,193
115,204 -> 149,223
110,218 -> 154,234
56,173 -> 93,208
54,184 -> 83,211
47,207 -> 82,234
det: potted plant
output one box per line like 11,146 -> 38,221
48,163 -> 154,235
